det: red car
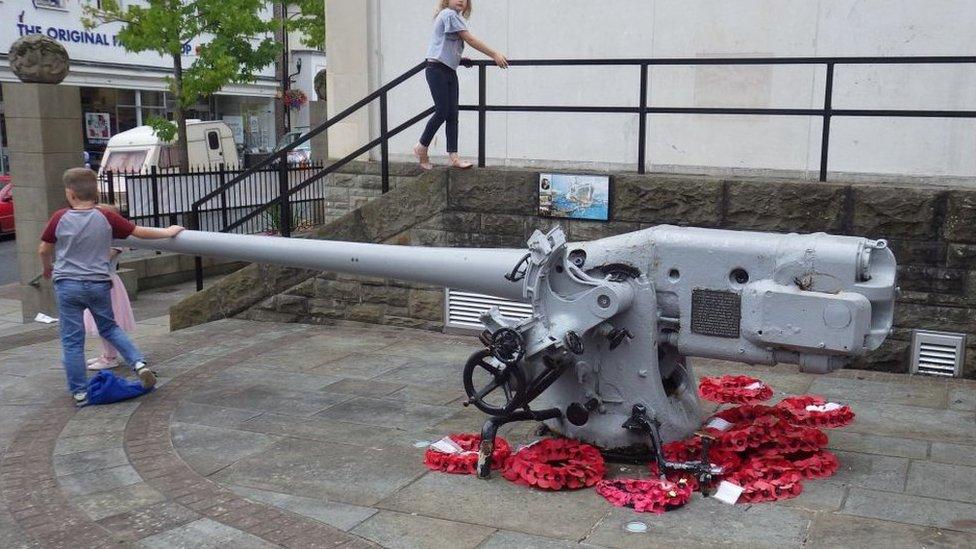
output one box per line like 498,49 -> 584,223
0,175 -> 13,236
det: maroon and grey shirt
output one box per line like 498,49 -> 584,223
41,207 -> 136,282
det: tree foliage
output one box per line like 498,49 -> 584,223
288,0 -> 325,50
82,0 -> 280,168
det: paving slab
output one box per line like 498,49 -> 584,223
806,513 -> 976,549
239,412 -> 424,449
133,518 -> 277,549
309,352 -> 420,380
930,441 -> 976,467
841,488 -> 976,533
96,501 -> 200,542
840,401 -> 976,445
584,498 -> 812,549
211,437 -> 426,507
53,431 -> 126,455
171,401 -> 263,429
905,460 -> 976,504
71,482 -> 168,521
171,422 -> 280,476
321,377 -> 406,398
377,472 -> 612,541
315,396 -> 457,432
53,447 -> 130,477
185,384 -> 353,417
480,530 -> 595,549
57,463 -> 144,497
351,510 -> 496,549
826,431 -> 929,459
778,480 -> 847,512
229,485 -> 378,531
809,376 -> 949,408
385,383 -> 466,406
829,451 -> 910,492
948,385 -> 976,411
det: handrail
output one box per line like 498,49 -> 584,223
191,60 -> 427,211
190,54 -> 975,290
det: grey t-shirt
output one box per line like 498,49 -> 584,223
426,8 -> 468,70
41,208 -> 136,282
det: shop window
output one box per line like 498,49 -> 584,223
102,150 -> 147,173
34,0 -> 67,10
207,131 -> 221,150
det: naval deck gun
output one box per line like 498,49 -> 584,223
126,224 -> 896,482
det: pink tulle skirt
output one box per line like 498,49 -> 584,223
83,273 -> 136,335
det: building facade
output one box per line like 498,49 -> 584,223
0,0 -> 300,172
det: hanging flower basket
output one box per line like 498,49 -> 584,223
282,89 -> 308,109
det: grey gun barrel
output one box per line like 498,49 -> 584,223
125,225 -> 896,374
124,231 -> 528,301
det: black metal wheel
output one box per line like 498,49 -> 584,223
489,328 -> 525,365
462,349 -> 527,416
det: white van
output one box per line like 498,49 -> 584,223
98,120 -> 239,175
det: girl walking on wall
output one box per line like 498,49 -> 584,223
415,0 -> 508,170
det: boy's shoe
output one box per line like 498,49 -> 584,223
134,361 -> 156,389
73,392 -> 88,407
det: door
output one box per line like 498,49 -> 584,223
205,130 -> 224,165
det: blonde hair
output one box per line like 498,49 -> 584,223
63,168 -> 98,201
436,0 -> 471,19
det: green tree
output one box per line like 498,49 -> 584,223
288,0 -> 325,50
83,0 -> 279,170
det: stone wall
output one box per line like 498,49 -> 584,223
175,167 -> 976,378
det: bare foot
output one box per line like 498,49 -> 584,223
414,143 -> 433,170
449,154 -> 473,169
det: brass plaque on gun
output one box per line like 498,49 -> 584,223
691,289 -> 741,338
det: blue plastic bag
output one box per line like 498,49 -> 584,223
86,370 -> 152,405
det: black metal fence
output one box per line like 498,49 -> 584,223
99,163 -> 332,236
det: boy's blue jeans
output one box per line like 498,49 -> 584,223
54,279 -> 144,394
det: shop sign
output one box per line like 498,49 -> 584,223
85,112 -> 112,143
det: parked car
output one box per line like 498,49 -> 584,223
0,176 -> 14,237
273,128 -> 312,166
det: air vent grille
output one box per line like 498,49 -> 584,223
910,330 -> 966,378
445,289 -> 534,330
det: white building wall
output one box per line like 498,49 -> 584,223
359,0 -> 976,178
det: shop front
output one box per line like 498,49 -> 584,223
0,0 -> 279,175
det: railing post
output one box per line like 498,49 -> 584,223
637,63 -> 648,174
478,64 -> 487,168
150,165 -> 161,227
380,91 -> 390,193
278,159 -> 292,237
106,170 -> 115,206
819,62 -> 835,182
190,207 -> 203,291
218,163 -> 228,230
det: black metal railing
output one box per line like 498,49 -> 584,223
99,162 -> 331,236
459,56 -> 976,180
189,55 -> 976,289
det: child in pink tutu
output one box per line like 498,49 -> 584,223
83,247 -> 136,370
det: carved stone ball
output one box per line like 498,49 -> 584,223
8,35 -> 70,84
314,69 -> 328,101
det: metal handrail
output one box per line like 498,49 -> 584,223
189,54 -> 975,289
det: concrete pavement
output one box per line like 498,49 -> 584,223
1,297 -> 976,547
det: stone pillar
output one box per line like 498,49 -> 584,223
308,101 -> 330,163
325,0 -> 370,160
2,82 -> 83,321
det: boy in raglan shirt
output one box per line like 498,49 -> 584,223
38,168 -> 184,406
